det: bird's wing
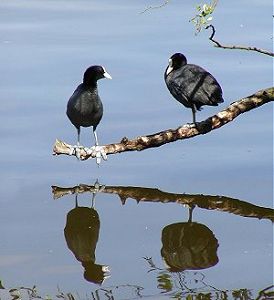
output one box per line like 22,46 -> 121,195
183,65 -> 223,106
167,77 -> 191,107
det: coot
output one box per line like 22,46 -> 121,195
164,53 -> 224,124
67,65 -> 112,146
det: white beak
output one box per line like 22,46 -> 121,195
103,71 -> 112,80
102,66 -> 112,79
166,65 -> 173,76
166,59 -> 173,75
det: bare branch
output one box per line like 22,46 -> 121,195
51,184 -> 274,221
140,0 -> 170,14
53,87 -> 273,160
206,25 -> 274,57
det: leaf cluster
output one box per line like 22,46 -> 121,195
190,1 -> 218,34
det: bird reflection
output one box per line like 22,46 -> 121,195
52,182 -> 274,297
161,206 -> 219,272
64,194 -> 109,284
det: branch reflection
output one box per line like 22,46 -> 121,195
52,183 -> 274,221
51,182 -> 273,296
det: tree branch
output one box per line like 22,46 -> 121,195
51,184 -> 274,221
53,87 -> 273,160
206,25 -> 274,57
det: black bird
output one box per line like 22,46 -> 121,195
164,53 -> 224,124
67,65 -> 112,147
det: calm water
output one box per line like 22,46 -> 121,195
0,0 -> 273,299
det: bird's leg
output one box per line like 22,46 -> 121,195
91,180 -> 105,207
190,105 -> 211,133
75,193 -> 79,208
93,129 -> 99,146
191,106 -> 197,125
77,127 -> 81,147
91,192 -> 96,207
184,106 -> 197,129
70,127 -> 84,159
187,205 -> 195,223
85,128 -> 107,165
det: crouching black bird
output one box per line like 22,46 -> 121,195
164,53 -> 224,124
67,65 -> 112,147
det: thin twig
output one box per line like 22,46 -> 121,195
206,25 -> 274,57
140,0 -> 170,14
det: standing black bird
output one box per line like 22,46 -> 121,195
66,65 -> 112,147
164,53 -> 224,124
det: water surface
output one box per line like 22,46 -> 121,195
0,0 -> 273,299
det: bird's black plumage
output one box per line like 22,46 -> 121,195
164,53 -> 224,123
66,65 -> 112,146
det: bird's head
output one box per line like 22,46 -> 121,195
166,53 -> 187,76
83,65 -> 112,86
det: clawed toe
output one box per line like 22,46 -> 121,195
94,146 -> 108,165
70,145 -> 84,159
86,145 -> 107,165
69,144 -> 107,164
184,123 -> 197,129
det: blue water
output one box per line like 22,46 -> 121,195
0,0 -> 273,299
